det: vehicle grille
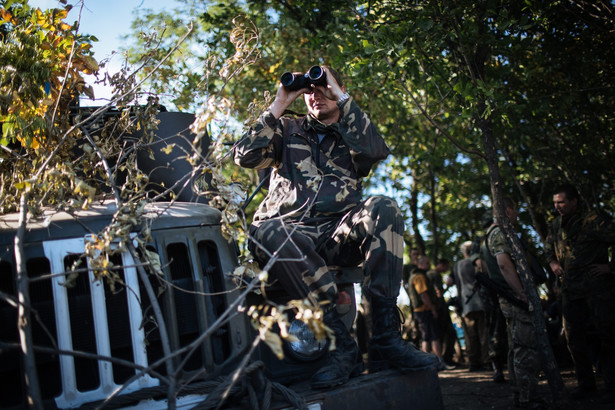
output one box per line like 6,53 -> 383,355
0,234 -> 233,408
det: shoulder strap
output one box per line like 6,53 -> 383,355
484,224 -> 498,256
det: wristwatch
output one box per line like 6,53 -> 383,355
337,92 -> 350,105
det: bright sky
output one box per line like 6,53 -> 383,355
29,0 -> 177,103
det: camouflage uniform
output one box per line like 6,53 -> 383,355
234,97 -> 403,304
545,208 -> 615,393
486,225 -> 540,404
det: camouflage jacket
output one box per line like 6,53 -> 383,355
545,208 -> 615,296
234,97 -> 389,226
483,224 -> 514,292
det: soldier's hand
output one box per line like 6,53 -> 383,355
588,264 -> 611,277
549,260 -> 564,277
314,67 -> 345,101
269,81 -> 307,118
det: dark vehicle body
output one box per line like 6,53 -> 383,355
0,112 -> 442,409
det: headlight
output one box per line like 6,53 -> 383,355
284,319 -> 329,362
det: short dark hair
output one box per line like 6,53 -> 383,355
437,258 -> 449,266
553,183 -> 579,201
502,196 -> 516,211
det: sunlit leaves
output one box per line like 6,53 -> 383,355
0,2 -> 97,149
119,1 -> 615,257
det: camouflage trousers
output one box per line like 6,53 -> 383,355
249,196 -> 404,304
499,298 -> 540,404
485,293 -> 508,369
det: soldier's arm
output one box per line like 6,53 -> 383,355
592,213 -> 615,244
543,223 -> 564,276
337,98 -> 390,177
588,213 -> 615,276
234,83 -> 304,169
313,67 -> 390,177
496,253 -> 528,303
233,111 -> 282,169
419,292 -> 438,319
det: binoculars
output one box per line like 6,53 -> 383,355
280,66 -> 327,91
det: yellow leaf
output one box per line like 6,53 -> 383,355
1,9 -> 14,23
35,9 -> 45,25
259,328 -> 284,359
161,143 -> 175,155
56,9 -> 68,20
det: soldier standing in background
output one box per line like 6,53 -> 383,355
481,197 -> 542,408
450,241 -> 489,371
428,259 -> 460,367
545,183 -> 615,403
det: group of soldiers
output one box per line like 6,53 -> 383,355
404,186 -> 615,408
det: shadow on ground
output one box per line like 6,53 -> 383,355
438,366 -> 613,409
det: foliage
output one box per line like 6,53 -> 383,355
121,1 -> 615,260
0,1 -> 98,213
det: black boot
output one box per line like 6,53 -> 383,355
492,359 -> 505,383
368,295 -> 439,373
311,309 -> 364,389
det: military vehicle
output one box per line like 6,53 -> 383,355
0,111 -> 442,409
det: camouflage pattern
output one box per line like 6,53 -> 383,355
499,298 -> 540,404
248,195 -> 404,303
236,98 -> 401,303
234,98 -> 390,225
545,208 -> 615,298
545,207 -> 615,392
483,225 -> 541,404
484,225 -> 515,292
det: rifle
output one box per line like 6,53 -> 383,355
467,273 -> 529,311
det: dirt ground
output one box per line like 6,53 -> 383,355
437,365 -> 613,409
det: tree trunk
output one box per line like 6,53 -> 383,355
410,168 -> 426,253
500,144 -> 549,241
428,168 -> 439,259
477,110 -> 566,405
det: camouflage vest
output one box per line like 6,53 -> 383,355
480,225 -> 512,292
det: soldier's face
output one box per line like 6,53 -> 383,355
304,86 -> 339,124
505,205 -> 518,224
553,193 -> 577,216
410,249 -> 420,262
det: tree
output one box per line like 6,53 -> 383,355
119,2 -> 615,401
121,1 -> 614,263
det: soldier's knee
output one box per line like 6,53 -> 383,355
365,196 -> 403,223
251,219 -> 291,252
